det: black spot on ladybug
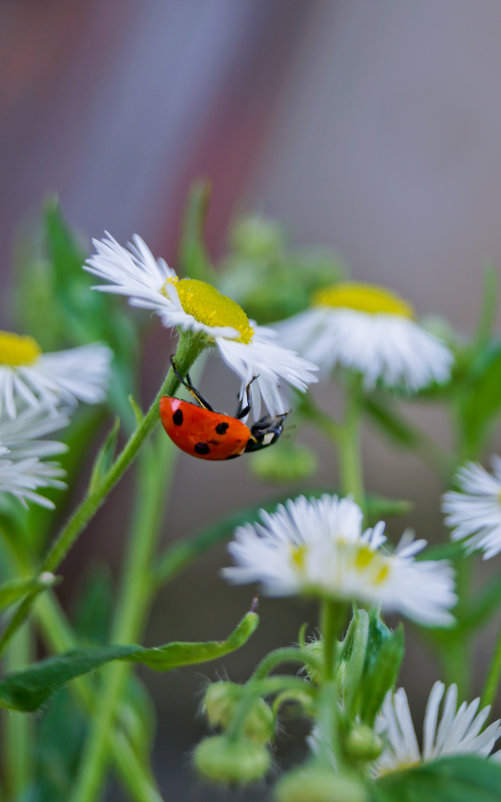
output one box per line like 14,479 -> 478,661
194,442 -> 210,455
215,422 -> 229,435
172,409 -> 183,426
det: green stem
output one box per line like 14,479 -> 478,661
3,534 -> 164,802
70,428 -> 177,802
251,646 -> 322,681
320,599 -> 346,682
2,623 -> 32,800
481,622 -> 501,710
338,379 -> 364,510
0,333 -> 204,658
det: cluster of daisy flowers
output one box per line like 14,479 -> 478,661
0,329 -> 111,508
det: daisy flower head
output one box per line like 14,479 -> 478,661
275,281 -> 453,392
0,406 -> 69,508
222,494 -> 456,627
442,457 -> 501,559
374,681 -> 501,776
0,331 -> 112,418
85,233 -> 317,416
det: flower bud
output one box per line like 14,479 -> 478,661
274,765 -> 368,802
250,441 -> 317,483
193,735 -> 270,786
345,724 -> 383,762
203,682 -> 275,743
231,216 -> 284,260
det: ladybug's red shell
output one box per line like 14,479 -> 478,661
160,397 -> 251,461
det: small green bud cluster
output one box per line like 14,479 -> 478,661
250,440 -> 318,483
274,763 -> 368,802
203,681 -> 275,744
193,734 -> 270,786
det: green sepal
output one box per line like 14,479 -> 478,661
0,573 -> 58,613
371,755 -> 501,802
88,418 -> 120,496
357,611 -> 404,727
339,607 -> 370,716
0,610 -> 258,712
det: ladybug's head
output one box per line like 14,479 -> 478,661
245,411 -> 290,453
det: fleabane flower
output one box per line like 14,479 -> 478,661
442,458 -> 501,559
0,331 -> 112,418
275,282 -> 453,391
85,233 -> 317,416
222,494 -> 456,627
374,682 -> 501,776
0,406 -> 69,507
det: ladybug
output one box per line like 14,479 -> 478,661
160,360 -> 289,461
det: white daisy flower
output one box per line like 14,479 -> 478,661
0,332 -> 112,418
85,233 -> 317,416
222,494 -> 456,627
442,457 -> 501,559
0,406 -> 69,508
275,282 -> 453,391
374,682 -> 501,776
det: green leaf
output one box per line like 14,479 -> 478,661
0,573 -> 58,613
458,339 -> 501,456
364,395 -> 420,448
88,418 -> 120,495
0,610 -> 258,712
372,755 -> 501,802
71,563 -> 114,645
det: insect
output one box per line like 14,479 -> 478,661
159,360 -> 289,461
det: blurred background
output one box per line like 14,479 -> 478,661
2,0 -> 501,798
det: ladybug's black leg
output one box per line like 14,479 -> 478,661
235,376 -> 258,419
170,357 -> 214,411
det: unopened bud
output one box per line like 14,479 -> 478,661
231,216 -> 283,260
250,442 -> 317,484
193,735 -> 270,786
274,765 -> 368,802
203,682 -> 274,743
345,724 -> 383,762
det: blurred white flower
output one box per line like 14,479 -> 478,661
0,331 -> 112,418
223,494 -> 456,627
85,233 -> 317,416
442,457 -> 501,559
374,682 -> 501,776
0,406 -> 69,508
275,282 -> 453,391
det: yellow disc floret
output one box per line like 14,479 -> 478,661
0,331 -> 41,366
313,282 -> 415,319
164,278 -> 254,344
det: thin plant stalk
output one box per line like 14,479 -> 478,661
70,430 -> 177,802
0,332 -> 204,658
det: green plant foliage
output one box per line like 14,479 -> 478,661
371,756 -> 501,802
0,610 -> 258,712
0,573 -> 58,613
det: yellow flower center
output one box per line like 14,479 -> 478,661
312,282 -> 415,319
164,278 -> 254,344
291,543 -> 308,573
354,544 -> 390,585
0,331 -> 41,366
